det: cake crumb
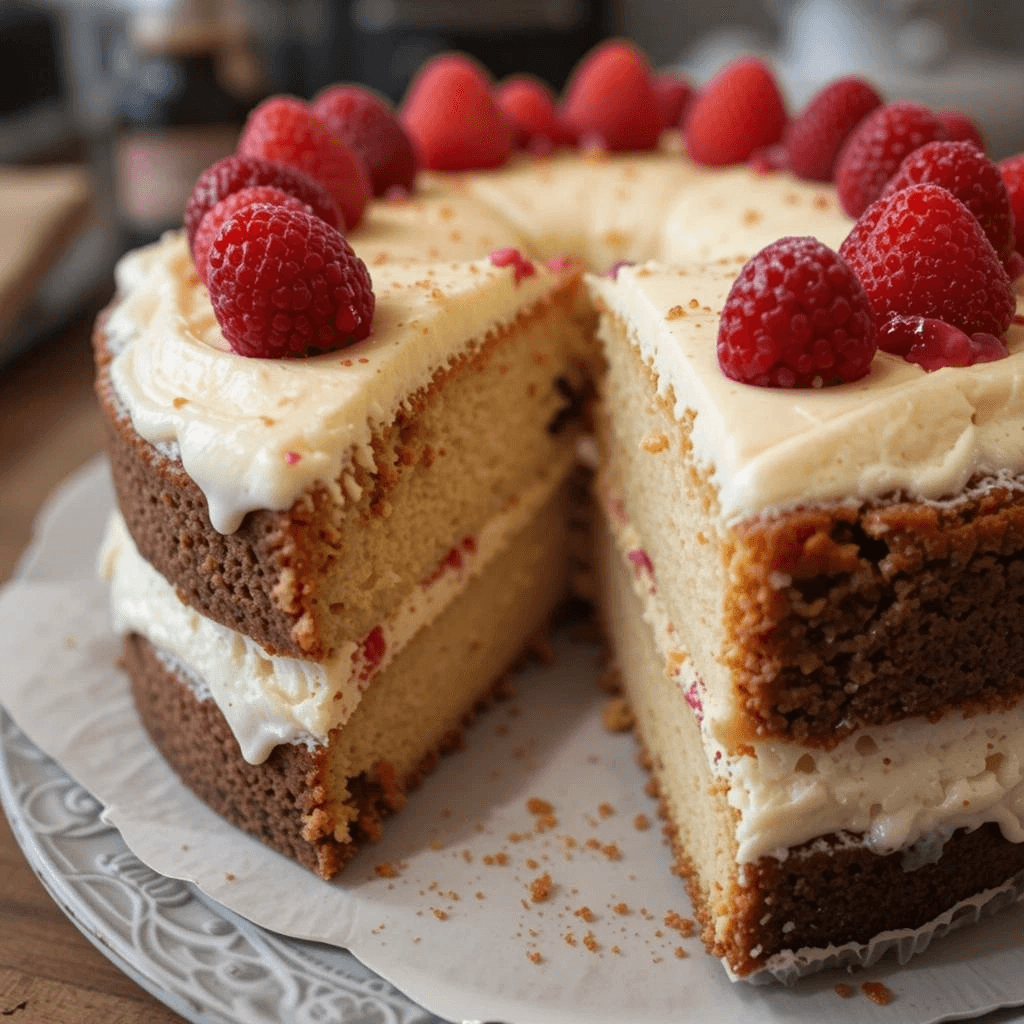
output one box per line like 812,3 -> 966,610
583,931 -> 600,952
674,946 -> 688,959
475,891 -> 485,900
598,802 -> 615,818
634,814 -> 651,831
641,430 -> 669,453
526,858 -> 540,870
666,304 -> 686,320
834,983 -> 856,999
535,814 -> 558,833
611,945 -> 622,955
482,852 -> 509,867
225,873 -> 235,881
862,982 -> 895,1005
664,911 -> 696,936
431,908 -> 448,921
172,396 -> 188,408
575,906 -> 596,923
527,951 -> 544,964
374,862 -> 400,879
602,696 -> 634,732
527,797 -> 554,815
601,843 -> 622,861
529,872 -> 554,903
612,902 -> 630,916
563,931 -> 577,946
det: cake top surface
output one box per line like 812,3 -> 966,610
590,261 -> 1024,521
107,143 -> 1024,529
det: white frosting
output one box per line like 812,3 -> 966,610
99,456 -> 569,764
589,262 -> 1024,523
600,482 -> 1024,863
106,232 -> 562,533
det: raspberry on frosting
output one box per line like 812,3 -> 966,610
237,96 -> 372,229
400,54 -> 514,171
880,140 -> 1016,262
560,40 -> 663,152
184,155 -> 342,249
784,76 -> 882,182
936,110 -> 985,151
653,72 -> 695,130
311,85 -> 417,197
495,75 -> 575,153
839,183 -> 1015,351
206,204 -> 374,359
717,236 -> 877,388
834,101 -> 949,217
684,57 -> 787,167
999,153 -> 1024,257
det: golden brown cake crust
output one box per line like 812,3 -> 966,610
727,488 -> 1024,745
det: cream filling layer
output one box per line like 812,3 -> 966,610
599,492 -> 1024,864
589,265 -> 1024,524
106,232 -> 563,533
100,458 -> 569,765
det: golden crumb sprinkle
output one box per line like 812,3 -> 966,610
529,872 -> 554,903
644,779 -> 660,798
602,697 -> 635,734
664,911 -> 696,936
611,945 -> 622,955
475,891 -> 485,900
742,208 -> 762,226
612,902 -> 630,916
634,814 -> 651,831
527,797 -> 554,816
535,814 -> 558,832
526,858 -> 539,870
172,396 -> 188,408
563,931 -> 577,946
834,983 -> 856,999
575,906 -> 596,923
666,304 -> 686,320
674,946 -> 688,959
374,862 -> 399,879
527,950 -> 544,964
585,838 -> 601,850
583,931 -> 599,952
431,908 -> 448,921
688,298 -> 700,309
225,873 -> 235,881
862,982 -> 895,1005
601,843 -> 622,861
598,802 -> 615,818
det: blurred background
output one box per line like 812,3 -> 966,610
2,0 -> 1024,368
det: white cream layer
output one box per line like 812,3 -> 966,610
99,457 -> 569,764
589,263 -> 1024,524
600,486 -> 1024,864
106,231 -> 562,533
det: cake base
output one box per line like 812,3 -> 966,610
126,477 -> 573,878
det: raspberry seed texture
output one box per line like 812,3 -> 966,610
717,236 -> 877,388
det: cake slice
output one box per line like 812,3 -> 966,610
589,260 -> 1024,978
97,230 -> 595,876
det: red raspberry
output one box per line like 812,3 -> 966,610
999,154 -> 1024,256
717,236 -> 877,388
193,186 -> 312,285
880,140 -> 1015,261
684,57 -> 787,167
560,40 -> 663,151
400,54 -> 514,170
495,75 -> 575,151
879,316 -> 1007,370
310,85 -> 416,197
835,102 -> 949,217
184,154 -> 342,250
784,76 -> 882,182
839,183 -> 1015,343
937,110 -> 985,151
206,205 -> 374,358
238,97 -> 372,229
653,72 -> 695,129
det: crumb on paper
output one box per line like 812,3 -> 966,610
431,908 -> 448,921
834,982 -> 856,999
225,873 -> 235,881
583,931 -> 599,952
535,814 -> 558,833
483,852 -> 509,866
611,944 -> 621,955
634,814 -> 651,831
563,931 -> 577,946
674,946 -> 688,959
612,902 -> 630,916
602,696 -> 634,732
664,911 -> 695,936
529,872 -> 554,903
527,797 -> 554,815
527,950 -> 544,964
601,843 -> 622,861
575,906 -> 596,923
374,862 -> 400,879
598,802 -> 615,818
526,858 -> 539,870
862,982 -> 895,1005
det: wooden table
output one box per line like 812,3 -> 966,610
0,306 -> 186,1023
